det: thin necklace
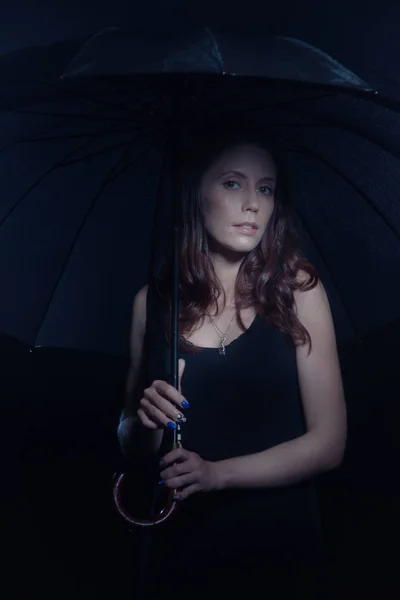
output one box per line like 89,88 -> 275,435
207,310 -> 237,356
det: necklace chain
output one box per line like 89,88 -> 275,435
206,310 -> 237,356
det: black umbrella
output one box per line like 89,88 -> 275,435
1,26 -> 400,360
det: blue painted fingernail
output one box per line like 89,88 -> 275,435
158,480 -> 164,486
167,421 -> 177,430
182,400 -> 190,408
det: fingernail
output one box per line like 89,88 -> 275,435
167,421 -> 177,430
182,400 -> 190,408
176,414 -> 186,422
158,480 -> 164,486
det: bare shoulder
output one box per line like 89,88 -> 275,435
293,269 -> 329,317
129,284 -> 148,350
133,284 -> 148,321
125,284 -> 148,403
132,284 -> 148,327
128,285 -> 147,389
293,269 -> 338,373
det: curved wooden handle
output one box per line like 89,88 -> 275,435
112,473 -> 177,527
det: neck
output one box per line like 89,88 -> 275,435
209,250 -> 244,309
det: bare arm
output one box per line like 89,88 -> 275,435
117,285 -> 163,460
214,277 -> 347,490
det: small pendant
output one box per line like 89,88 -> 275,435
219,336 -> 227,356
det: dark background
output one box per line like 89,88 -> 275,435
2,2 -> 399,598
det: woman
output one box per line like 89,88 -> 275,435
118,122 -> 347,598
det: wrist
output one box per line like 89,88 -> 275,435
212,459 -> 232,491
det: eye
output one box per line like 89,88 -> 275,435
223,180 -> 241,190
258,185 -> 274,196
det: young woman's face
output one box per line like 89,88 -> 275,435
200,144 -> 277,256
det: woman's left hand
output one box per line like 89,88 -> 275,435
159,446 -> 221,500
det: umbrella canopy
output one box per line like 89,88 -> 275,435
0,26 -> 399,357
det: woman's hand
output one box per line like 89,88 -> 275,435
137,359 -> 189,431
159,446 -> 222,500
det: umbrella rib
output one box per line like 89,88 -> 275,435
8,79 -> 162,125
294,210 -> 360,340
28,124 -> 142,142
221,94 -> 400,162
367,93 -> 400,115
12,77 -> 157,115
0,120 -> 154,228
193,91 -> 334,119
238,91 -> 337,111
6,90 -> 160,125
205,89 -> 400,162
32,134 -> 162,347
0,104 -> 115,154
0,141 -> 98,228
98,134 -> 164,186
59,134 -> 154,167
53,77 -> 157,114
11,106 -> 146,124
282,103 -> 400,162
287,139 -> 400,243
0,91 -> 153,159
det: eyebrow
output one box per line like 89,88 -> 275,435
219,170 -> 276,183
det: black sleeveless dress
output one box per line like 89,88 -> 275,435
141,289 -> 331,598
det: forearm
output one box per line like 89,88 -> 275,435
216,431 -> 343,490
117,414 -> 164,461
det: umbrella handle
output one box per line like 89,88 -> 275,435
112,437 -> 181,527
112,472 -> 178,527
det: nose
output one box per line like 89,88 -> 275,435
242,189 -> 259,213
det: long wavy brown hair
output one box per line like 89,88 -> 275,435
156,117 -> 318,353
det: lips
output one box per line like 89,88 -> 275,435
234,224 -> 259,236
234,222 -> 259,231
